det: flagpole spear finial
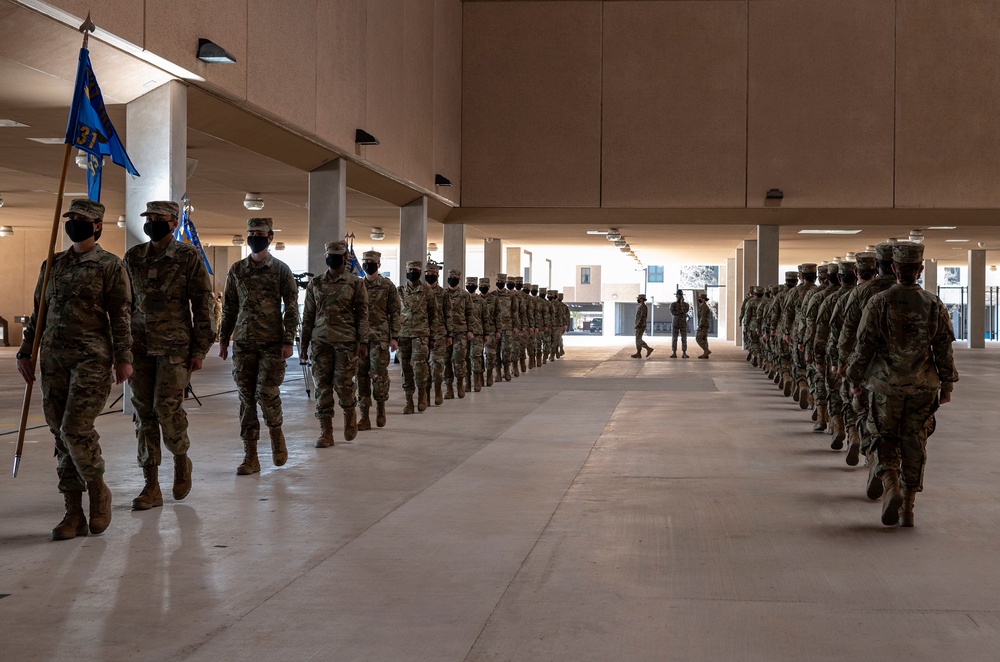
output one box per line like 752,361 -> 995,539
79,12 -> 96,48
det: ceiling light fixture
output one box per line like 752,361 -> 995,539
766,188 -> 784,200
0,119 -> 29,128
117,215 -> 126,228
232,235 -> 244,246
0,226 -> 13,237
75,150 -> 89,169
587,230 -> 609,235
427,242 -> 438,252
925,226 -> 957,230
798,229 -> 862,235
355,129 -> 379,146
945,239 -> 970,243
197,38 -> 236,64
26,137 -> 64,145
614,240 -> 627,248
275,242 -> 285,251
908,229 -> 924,244
243,193 -> 264,211
370,227 -> 385,241
434,174 -> 452,187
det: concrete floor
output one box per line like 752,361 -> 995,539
1,338 -> 998,661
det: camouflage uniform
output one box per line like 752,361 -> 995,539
479,278 -> 499,386
444,269 -> 476,398
695,297 -> 712,357
398,261 -> 442,412
514,277 -> 531,372
633,296 -> 652,356
219,219 -> 299,450
848,242 -> 958,526
125,204 -> 214,471
212,292 -> 223,342
466,277 -> 491,390
301,243 -> 369,429
556,292 -> 569,357
492,274 -> 516,381
812,262 -> 856,440
784,263 -> 818,403
424,263 -> 451,402
669,294 -> 690,356
358,251 -> 400,424
540,288 -> 555,362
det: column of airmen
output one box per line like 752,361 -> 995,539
740,240 -> 958,529
17,201 -> 574,541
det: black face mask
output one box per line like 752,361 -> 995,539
506,282 -> 515,290
143,220 -> 172,242
786,280 -> 798,288
247,236 -> 270,254
515,284 -> 523,291
496,282 -> 504,290
532,291 -> 539,297
362,262 -> 379,275
326,254 -> 344,270
448,277 -> 460,288
424,274 -> 438,285
467,285 -> 477,293
407,271 -> 421,283
479,286 -> 489,294
65,219 -> 96,242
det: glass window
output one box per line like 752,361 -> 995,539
648,265 -> 664,283
581,267 -> 591,285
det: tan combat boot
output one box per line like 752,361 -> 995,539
173,453 -> 193,499
132,465 -> 163,511
358,404 -> 372,431
880,469 -> 903,526
812,404 -> 828,433
797,382 -> 810,409
519,356 -> 527,373
900,489 -> 916,527
475,372 -> 483,392
829,416 -> 845,450
845,426 -> 861,466
344,407 -> 358,442
485,365 -> 494,387
782,373 -> 793,397
457,378 -> 465,399
237,439 -> 262,473
403,393 -> 415,415
444,382 -> 455,400
51,491 -> 88,541
434,382 -> 444,406
269,428 -> 287,466
86,477 -> 112,535
512,359 -> 520,377
529,353 -> 536,369
503,364 -> 511,382
376,400 -> 387,427
417,386 -> 429,412
315,418 -> 335,448
865,451 -> 884,500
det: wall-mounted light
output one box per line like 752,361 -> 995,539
197,38 -> 236,64
908,229 -> 924,244
766,188 -> 784,200
355,129 -> 379,146
117,215 -> 126,228
244,193 -> 264,211
232,235 -> 244,246
435,174 -> 452,187
0,226 -> 14,237
370,227 -> 385,241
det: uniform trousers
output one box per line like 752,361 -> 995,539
311,341 -> 359,419
232,343 -> 285,441
130,352 -> 191,467
357,340 -> 390,406
399,337 -> 429,396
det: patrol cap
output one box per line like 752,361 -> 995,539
424,262 -> 440,273
140,200 -> 180,218
893,241 -> 924,264
875,241 -> 896,260
799,263 -> 818,274
496,272 -> 507,281
478,277 -> 490,286
854,252 -> 876,270
362,250 -> 381,261
771,285 -> 783,294
785,271 -> 799,279
754,286 -> 765,295
448,268 -> 461,278
557,292 -> 564,299
63,198 -> 105,221
325,241 -> 347,256
530,284 -> 539,292
514,276 -> 524,283
817,263 -> 829,275
247,217 -> 273,232
637,293 -> 647,300
523,283 -> 532,290
465,276 -> 477,285
506,275 -> 516,282
406,260 -> 423,270
539,287 -> 547,295
838,260 -> 856,275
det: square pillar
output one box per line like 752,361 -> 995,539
506,247 -> 521,280
757,224 -> 779,287
308,158 -> 347,277
923,258 -> 937,294
969,249 -> 986,348
484,239 -> 503,289
399,197 -> 428,285
725,257 -> 736,342
443,224 -> 466,279
741,241 -> 757,348
734,248 -> 744,346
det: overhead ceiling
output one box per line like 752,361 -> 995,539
1,0 -> 998,268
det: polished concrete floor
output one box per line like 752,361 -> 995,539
1,337 -> 998,661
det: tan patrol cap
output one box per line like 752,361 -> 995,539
465,276 -> 477,285
514,276 -> 523,284
63,198 -> 105,221
478,277 -> 490,286
855,252 -> 876,270
506,275 -> 516,283
838,260 -> 856,274
247,217 -> 273,232
875,242 -> 896,260
893,241 -> 924,264
496,273 -> 507,281
799,263 -> 817,274
362,250 -> 381,261
448,268 -> 462,278
406,260 -> 423,270
325,241 -> 347,255
140,200 -> 179,218
425,262 -> 440,274
785,271 -> 799,279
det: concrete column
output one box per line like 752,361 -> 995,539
308,158 -> 346,277
923,258 -> 937,294
399,197 -> 428,285
506,247 -> 522,280
969,249 -> 986,348
484,239 -> 503,289
443,224 -> 466,279
757,225 -> 779,286
725,258 -> 735,342
741,241 -> 757,349
125,80 -> 187,415
734,248 -> 743,346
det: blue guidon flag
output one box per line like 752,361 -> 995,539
173,201 -> 213,276
345,235 -> 364,277
64,47 -> 140,201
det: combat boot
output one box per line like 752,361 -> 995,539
520,356 -> 527,373
344,407 -> 358,442
403,393 -> 415,414
630,353 -> 641,358
475,372 -> 484,392
865,452 -> 884,500
682,352 -> 690,358
900,489 -> 916,527
417,386 -> 429,412
86,477 -> 112,535
52,491 -> 88,540
445,382 -> 455,400
358,404 -> 372,431
782,373 -> 793,397
880,470 -> 903,526
829,416 -> 846,450
376,401 -> 387,427
172,453 -> 193,499
503,364 -> 511,381
797,382 -> 809,410
529,353 -> 536,369
485,368 -> 494,387
746,350 -> 752,362
315,419 -> 334,448
845,426 -> 861,466
268,428 -> 288,466
812,404 -> 828,432
512,360 -> 520,377
238,439 -> 261,474
131,465 -> 163,510
434,382 -> 444,406
457,378 -> 465,399
670,352 -> 677,358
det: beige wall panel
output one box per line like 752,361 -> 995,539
0,229 -> 49,345
316,0 -> 366,153
462,2 -> 602,207
45,0 -> 143,45
365,0 -> 407,177
145,0 -> 247,100
747,0 -> 895,208
602,1 -> 747,208
433,0 -> 463,200
896,1 -> 1000,207
403,0 -> 435,191
246,0 -> 317,134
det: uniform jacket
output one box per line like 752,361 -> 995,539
300,269 -> 370,348
220,253 -> 299,347
697,301 -> 712,330
363,274 -> 401,342
635,303 -> 648,330
445,287 -> 476,334
670,300 -> 690,324
398,281 -> 441,338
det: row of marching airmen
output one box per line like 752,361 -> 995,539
739,240 -> 959,528
16,199 -> 572,540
